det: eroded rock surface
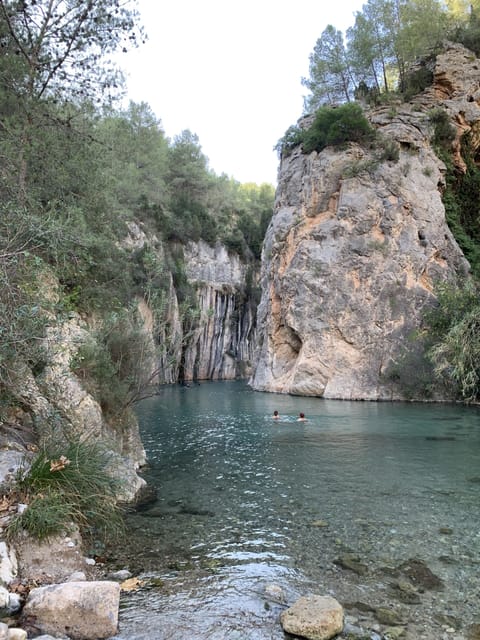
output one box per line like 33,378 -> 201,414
251,43 -> 475,400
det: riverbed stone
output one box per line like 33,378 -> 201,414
384,627 -> 406,639
6,630 -> 27,640
0,542 -> 17,586
397,558 -> 444,591
466,623 -> 480,639
21,580 -> 120,640
391,578 -> 422,604
334,553 -> 368,576
280,594 -> 344,640
264,583 -> 286,603
374,607 -> 405,626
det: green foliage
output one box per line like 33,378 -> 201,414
303,0 -> 471,108
423,281 -> 479,340
0,0 -> 275,427
274,124 -> 305,157
302,24 -> 353,110
303,104 -> 375,152
375,136 -> 400,162
277,104 -> 375,158
8,438 -> 123,541
7,490 -> 75,542
72,311 -> 156,415
424,282 -> 480,402
0,205 -> 54,395
428,108 -> 457,151
436,131 -> 480,277
454,7 -> 480,54
402,65 -> 434,100
0,0 -> 143,103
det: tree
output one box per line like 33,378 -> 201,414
347,13 -> 384,95
426,283 -> 480,402
396,0 -> 449,78
98,101 -> 170,215
303,25 -> 354,112
0,0 -> 143,199
0,0 -> 143,102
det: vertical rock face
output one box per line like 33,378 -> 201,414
250,44 -> 475,401
182,241 -> 256,381
132,237 -> 257,383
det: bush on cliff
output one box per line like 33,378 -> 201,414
7,438 -> 124,542
276,103 -> 375,157
424,282 -> 480,403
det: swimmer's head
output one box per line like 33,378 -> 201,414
273,410 -> 279,416
299,412 -> 305,418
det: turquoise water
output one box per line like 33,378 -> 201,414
113,381 -> 480,640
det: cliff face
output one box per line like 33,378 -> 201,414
250,43 -> 476,401
182,241 -> 256,381
125,226 -> 258,385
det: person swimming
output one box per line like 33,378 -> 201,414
297,412 -> 307,421
272,410 -> 280,420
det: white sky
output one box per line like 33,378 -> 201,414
119,0 -> 365,185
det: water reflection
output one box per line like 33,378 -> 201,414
112,381 -> 480,639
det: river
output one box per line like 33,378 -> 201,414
109,381 -> 480,640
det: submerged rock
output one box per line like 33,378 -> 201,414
396,558 -> 444,591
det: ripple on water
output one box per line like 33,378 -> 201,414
110,382 -> 480,640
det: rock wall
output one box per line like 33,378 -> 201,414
181,241 -> 256,381
13,316 -> 147,502
125,224 -> 257,384
250,43 -> 475,401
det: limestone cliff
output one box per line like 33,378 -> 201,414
182,241 -> 256,381
250,43 -> 475,401
129,230 -> 257,384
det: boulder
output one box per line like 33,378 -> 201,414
280,594 -> 344,640
14,527 -> 88,584
21,580 -> 120,640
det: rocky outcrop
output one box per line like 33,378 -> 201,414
250,43 -> 475,400
19,317 -> 146,502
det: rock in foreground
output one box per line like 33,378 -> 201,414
280,594 -> 344,640
21,581 -> 120,640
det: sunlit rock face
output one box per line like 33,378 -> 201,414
250,44 -> 475,400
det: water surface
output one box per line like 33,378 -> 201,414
112,381 -> 480,639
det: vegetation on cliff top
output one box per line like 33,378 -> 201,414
302,0 -> 480,110
275,1 -> 480,402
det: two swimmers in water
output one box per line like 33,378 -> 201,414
272,410 -> 307,421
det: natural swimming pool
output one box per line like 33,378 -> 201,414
111,381 -> 480,640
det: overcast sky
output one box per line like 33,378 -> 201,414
119,1 -> 365,185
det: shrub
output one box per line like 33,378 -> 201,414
402,66 -> 434,100
375,137 -> 400,162
7,438 -> 124,542
72,311 -> 157,415
303,103 -> 375,153
423,282 -> 480,402
274,124 -> 305,158
428,108 -> 456,151
429,306 -> 480,402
